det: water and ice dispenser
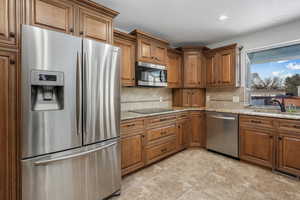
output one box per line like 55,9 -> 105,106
31,70 -> 64,111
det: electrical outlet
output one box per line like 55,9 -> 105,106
159,97 -> 163,102
232,96 -> 240,103
206,96 -> 210,102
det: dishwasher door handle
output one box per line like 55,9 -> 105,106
209,115 -> 236,121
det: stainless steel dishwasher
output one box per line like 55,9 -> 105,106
206,112 -> 239,158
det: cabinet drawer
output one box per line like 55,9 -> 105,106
240,115 -> 274,129
278,119 -> 300,134
147,125 -> 176,142
121,119 -> 144,133
176,112 -> 189,119
147,114 -> 176,127
146,138 -> 176,164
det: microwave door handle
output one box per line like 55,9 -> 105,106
159,71 -> 163,82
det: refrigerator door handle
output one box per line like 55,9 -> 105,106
33,141 -> 118,166
76,52 -> 82,136
83,52 -> 87,135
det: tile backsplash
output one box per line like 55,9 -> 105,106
206,87 -> 247,109
121,87 -> 173,111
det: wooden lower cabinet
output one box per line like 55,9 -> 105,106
239,127 -> 274,168
190,112 -> 206,147
121,131 -> 145,176
176,118 -> 190,150
277,134 -> 300,176
146,137 -> 177,165
0,51 -> 18,200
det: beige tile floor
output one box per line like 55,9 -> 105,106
112,149 -> 300,200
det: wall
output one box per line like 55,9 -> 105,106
121,87 -> 172,111
206,19 -> 300,109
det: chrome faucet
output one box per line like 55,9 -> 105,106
270,98 -> 286,112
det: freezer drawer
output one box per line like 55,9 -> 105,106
206,112 -> 239,158
22,139 -> 121,200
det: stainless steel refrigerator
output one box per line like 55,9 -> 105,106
21,25 -> 121,200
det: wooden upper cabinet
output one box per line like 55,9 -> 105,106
0,0 -> 18,48
167,49 -> 182,88
24,0 -> 118,41
78,8 -> 112,43
152,42 -> 167,65
138,37 -> 152,62
173,89 -> 205,107
190,89 -> 205,107
26,0 -> 75,34
113,30 -> 136,87
184,51 -> 199,88
239,127 -> 274,168
205,44 -> 237,88
206,52 -> 219,87
131,29 -> 169,65
182,47 -> 206,88
219,48 -> 236,86
0,51 -> 18,200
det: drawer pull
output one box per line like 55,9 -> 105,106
160,148 -> 167,153
9,32 -> 15,38
125,124 -> 135,127
278,137 -> 282,140
251,120 -> 261,124
161,131 -> 167,135
293,125 -> 300,129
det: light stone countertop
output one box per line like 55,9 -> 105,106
121,107 -> 300,121
121,107 -> 205,121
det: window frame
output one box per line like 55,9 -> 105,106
245,39 -> 300,107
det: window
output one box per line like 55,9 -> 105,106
247,43 -> 300,107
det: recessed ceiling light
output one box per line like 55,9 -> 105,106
219,15 -> 228,21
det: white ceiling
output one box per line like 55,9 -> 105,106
93,0 -> 300,46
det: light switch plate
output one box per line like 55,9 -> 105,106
232,96 -> 240,103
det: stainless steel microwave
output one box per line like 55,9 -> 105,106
136,62 -> 168,87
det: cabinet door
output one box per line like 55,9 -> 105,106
114,38 -> 136,86
184,52 -> 200,88
206,53 -> 219,87
240,127 -> 274,168
190,112 -> 205,147
220,49 -> 235,86
0,51 -> 18,200
137,37 -> 153,63
0,0 -> 18,48
167,51 -> 182,88
191,89 -> 205,107
182,119 -> 191,148
121,132 -> 144,175
277,135 -> 300,176
182,89 -> 191,107
78,8 -> 112,43
27,0 -> 74,34
152,42 -> 167,65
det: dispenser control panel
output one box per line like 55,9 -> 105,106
31,70 -> 64,86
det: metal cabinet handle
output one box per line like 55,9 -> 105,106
9,59 -> 15,65
161,131 -> 167,135
9,32 -> 15,38
80,31 -> 84,35
126,124 -> 135,127
34,141 -> 118,166
251,120 -> 261,124
209,115 -> 236,120
69,28 -> 74,33
293,125 -> 300,129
